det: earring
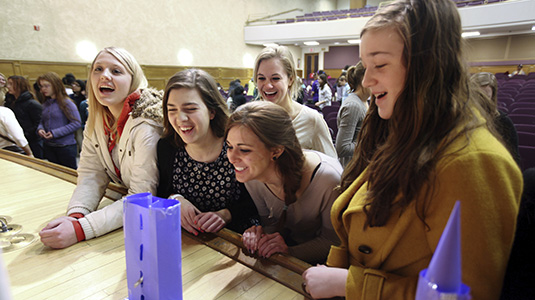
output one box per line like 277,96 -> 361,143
272,156 -> 278,161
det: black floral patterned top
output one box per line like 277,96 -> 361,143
157,137 -> 259,232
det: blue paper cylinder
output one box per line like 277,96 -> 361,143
124,193 -> 182,300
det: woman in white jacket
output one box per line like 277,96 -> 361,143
39,47 -> 163,248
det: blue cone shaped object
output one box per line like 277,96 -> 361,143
123,192 -> 183,300
415,201 -> 471,300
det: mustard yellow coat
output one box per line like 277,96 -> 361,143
326,126 -> 522,300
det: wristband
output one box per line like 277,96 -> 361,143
69,213 -> 84,219
71,220 -> 86,242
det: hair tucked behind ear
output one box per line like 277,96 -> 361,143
341,0 -> 499,228
226,101 -> 305,207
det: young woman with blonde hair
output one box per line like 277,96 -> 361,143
40,47 -> 163,249
253,46 -> 337,158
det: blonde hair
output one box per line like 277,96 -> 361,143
85,47 -> 147,136
253,46 -> 299,102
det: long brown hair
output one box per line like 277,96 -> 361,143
341,0 -> 498,228
7,76 -> 33,99
37,72 -> 79,122
162,69 -> 229,148
226,101 -> 305,207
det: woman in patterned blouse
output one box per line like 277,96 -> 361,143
157,69 -> 259,235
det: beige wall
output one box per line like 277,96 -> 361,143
0,0 -> 336,68
465,34 -> 535,62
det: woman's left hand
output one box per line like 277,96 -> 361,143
256,232 -> 289,258
194,212 -> 226,233
302,265 -> 348,299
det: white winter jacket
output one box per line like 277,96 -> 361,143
67,89 -> 163,239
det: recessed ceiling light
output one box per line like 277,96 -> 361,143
461,31 -> 480,37
334,42 -> 340,45
304,41 -> 319,46
347,39 -> 361,44
532,25 -> 535,31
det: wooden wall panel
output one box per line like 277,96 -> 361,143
0,60 -> 254,92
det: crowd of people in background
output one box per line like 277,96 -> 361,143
0,1 -> 533,297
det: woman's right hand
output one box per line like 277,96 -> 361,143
242,225 -> 264,254
178,198 -> 201,235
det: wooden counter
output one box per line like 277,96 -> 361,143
0,150 -> 310,299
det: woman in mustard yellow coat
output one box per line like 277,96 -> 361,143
302,0 -> 523,299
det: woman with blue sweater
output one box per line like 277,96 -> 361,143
37,72 -> 81,169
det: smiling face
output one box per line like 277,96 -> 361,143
360,27 -> 407,120
226,125 -> 278,183
167,88 -> 215,147
90,52 -> 132,117
39,80 -> 56,99
256,58 -> 293,106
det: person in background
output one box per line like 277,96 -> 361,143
336,62 -> 370,167
37,72 -> 81,169
62,73 -> 76,95
230,85 -> 247,112
509,64 -> 526,77
302,0 -> 522,299
0,106 -> 33,156
157,69 -> 259,235
226,101 -> 342,264
5,76 -> 43,158
335,75 -> 350,103
315,73 -> 332,110
246,77 -> 257,98
471,72 -> 520,164
0,73 -> 7,106
39,47 -> 163,249
69,79 -> 88,153
253,46 -> 337,158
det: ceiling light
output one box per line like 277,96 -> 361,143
532,25 -> 535,31
76,41 -> 98,62
462,31 -> 480,38
263,43 -> 279,47
347,39 -> 361,44
177,49 -> 193,66
304,41 -> 319,46
334,42 -> 340,45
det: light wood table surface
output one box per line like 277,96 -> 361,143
0,152 -> 308,300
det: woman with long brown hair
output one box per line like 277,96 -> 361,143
303,0 -> 522,299
157,69 -> 259,235
6,75 -> 43,158
36,72 -> 81,169
226,101 -> 342,264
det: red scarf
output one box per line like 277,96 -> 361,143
103,90 -> 141,179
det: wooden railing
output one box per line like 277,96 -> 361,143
0,148 -> 315,298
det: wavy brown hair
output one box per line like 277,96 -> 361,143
7,76 -> 33,99
162,69 -> 229,148
226,101 -> 305,207
341,0 -> 499,228
37,72 -> 79,122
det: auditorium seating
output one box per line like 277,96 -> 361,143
274,0 -> 503,24
495,74 -> 535,170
